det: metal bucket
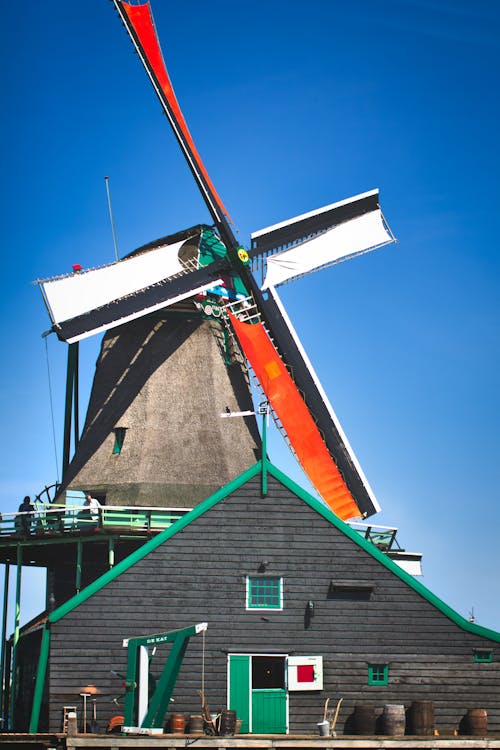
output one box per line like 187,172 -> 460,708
317,720 -> 330,736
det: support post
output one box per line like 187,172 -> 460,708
123,623 -> 207,730
76,541 -> 83,593
0,564 -> 10,727
28,625 -> 51,733
62,342 -> 79,478
73,341 -> 79,449
260,402 -> 269,496
9,546 -> 22,728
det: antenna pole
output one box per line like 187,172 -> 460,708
104,176 -> 120,262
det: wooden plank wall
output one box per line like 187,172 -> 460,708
47,475 -> 500,734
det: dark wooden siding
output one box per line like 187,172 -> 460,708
47,474 -> 500,734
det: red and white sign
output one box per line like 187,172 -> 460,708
287,656 -> 323,691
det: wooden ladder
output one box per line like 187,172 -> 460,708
62,706 -> 77,733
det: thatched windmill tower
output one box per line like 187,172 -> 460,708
44,226 -> 261,508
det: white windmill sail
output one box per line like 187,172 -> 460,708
252,190 -> 395,289
38,236 -> 224,343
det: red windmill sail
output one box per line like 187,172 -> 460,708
229,313 -> 361,520
115,1 -> 230,225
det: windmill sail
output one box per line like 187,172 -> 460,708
106,0 -> 391,519
38,233 -> 226,342
112,0 -> 230,226
229,312 -> 361,520
261,206 -> 393,288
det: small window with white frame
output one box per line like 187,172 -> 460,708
246,576 -> 283,610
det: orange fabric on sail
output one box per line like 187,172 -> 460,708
121,1 -> 230,223
229,313 -> 360,520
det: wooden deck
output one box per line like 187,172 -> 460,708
3,735 -> 500,750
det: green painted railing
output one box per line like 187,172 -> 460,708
0,504 -> 189,539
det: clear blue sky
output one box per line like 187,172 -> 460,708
1,0 -> 499,631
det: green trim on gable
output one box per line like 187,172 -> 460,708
49,462 -> 261,624
48,459 -> 500,638
266,462 -> 500,643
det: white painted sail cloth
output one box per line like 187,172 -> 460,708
41,240 -> 186,325
261,209 -> 392,289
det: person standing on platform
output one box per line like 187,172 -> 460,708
17,496 -> 34,535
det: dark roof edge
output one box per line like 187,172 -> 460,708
267,462 -> 500,643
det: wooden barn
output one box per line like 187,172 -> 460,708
19,459 -> 500,736
2,0 -> 498,741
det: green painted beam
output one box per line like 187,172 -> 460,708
28,625 -> 50,733
123,637 -> 138,728
9,546 -> 22,727
0,564 -> 10,724
141,633 -> 189,728
48,462 -> 261,625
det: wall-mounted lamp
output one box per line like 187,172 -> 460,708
304,600 -> 315,629
258,560 -> 269,572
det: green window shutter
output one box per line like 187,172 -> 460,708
112,427 -> 127,455
473,649 -> 493,663
368,663 -> 389,686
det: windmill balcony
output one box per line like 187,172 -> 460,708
0,504 -> 190,540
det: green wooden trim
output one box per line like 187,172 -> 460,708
0,563 -> 9,724
9,546 -> 22,727
247,576 -> 282,610
28,625 -> 50,733
266,462 -> 500,643
48,462 -> 261,625
368,663 -> 388,685
142,633 -> 189,728
123,637 -> 138,727
473,649 -> 493,663
47,457 -> 500,641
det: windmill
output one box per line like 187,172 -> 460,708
37,0 -> 395,519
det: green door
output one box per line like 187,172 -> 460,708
252,689 -> 287,733
229,655 -> 250,733
228,654 -> 287,734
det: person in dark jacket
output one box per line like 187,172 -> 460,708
17,496 -> 34,535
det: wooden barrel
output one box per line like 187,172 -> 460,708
170,713 -> 186,733
381,704 -> 406,736
407,700 -> 434,735
188,715 -> 204,734
352,704 -> 376,735
220,709 -> 237,735
462,708 -> 487,736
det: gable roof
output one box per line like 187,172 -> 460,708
48,460 -> 500,642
